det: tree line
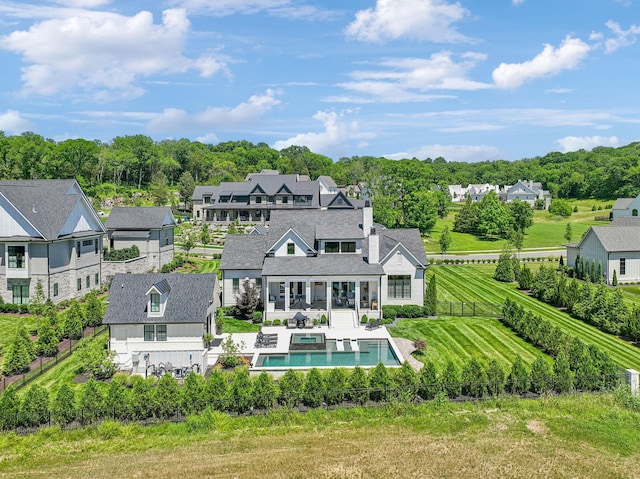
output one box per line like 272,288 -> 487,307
0,354 -> 622,432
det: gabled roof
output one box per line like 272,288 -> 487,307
612,197 -> 635,210
507,181 -> 535,195
192,185 -> 219,200
0,179 -> 105,241
379,229 -> 427,267
610,217 -> 640,227
103,273 -> 217,325
220,235 -> 270,270
578,225 -> 640,252
267,227 -> 316,255
262,255 -> 384,276
317,175 -> 337,188
105,206 -> 176,231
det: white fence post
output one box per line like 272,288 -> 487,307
626,369 -> 639,396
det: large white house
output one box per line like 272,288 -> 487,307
566,218 -> 640,284
0,179 -> 106,304
220,206 -> 427,325
103,273 -> 219,375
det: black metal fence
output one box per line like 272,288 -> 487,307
436,301 -> 502,317
0,326 -> 107,393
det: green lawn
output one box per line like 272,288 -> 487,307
431,265 -> 640,370
389,316 -> 548,370
221,317 -> 261,334
425,199 -> 609,253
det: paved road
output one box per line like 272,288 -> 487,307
431,248 -> 565,261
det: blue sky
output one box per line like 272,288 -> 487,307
0,0 -> 639,163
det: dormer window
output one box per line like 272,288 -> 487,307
150,293 -> 160,313
287,242 -> 295,255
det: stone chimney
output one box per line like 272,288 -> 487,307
368,227 -> 379,264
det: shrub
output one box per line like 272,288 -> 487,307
252,311 -> 263,324
320,314 -> 327,324
413,338 -> 426,352
264,320 -> 272,326
272,319 -> 281,326
104,245 -> 140,262
381,305 -> 398,320
400,304 -> 423,318
361,314 -> 368,324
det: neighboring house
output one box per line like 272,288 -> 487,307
220,206 -> 427,325
192,170 -> 364,224
448,185 -> 466,202
611,193 -> 640,219
103,273 -> 219,375
467,184 -> 500,203
505,180 -> 551,208
566,222 -> 640,284
105,206 -> 176,271
0,179 -> 105,304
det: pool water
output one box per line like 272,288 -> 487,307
255,339 -> 400,368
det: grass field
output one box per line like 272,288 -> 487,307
222,317 -> 261,334
389,317 -> 549,370
425,199 -> 610,253
0,393 -> 639,479
431,265 -> 640,370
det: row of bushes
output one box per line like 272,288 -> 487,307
0,303 -> 29,314
501,298 -> 620,390
381,304 -> 426,320
103,245 -> 140,262
432,256 -> 558,266
0,355 -> 623,431
527,265 -> 640,339
159,255 -> 187,273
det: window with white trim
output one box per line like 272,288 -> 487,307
388,275 -> 411,299
620,258 -> 626,276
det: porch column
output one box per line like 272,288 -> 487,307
326,282 -> 332,327
284,281 -> 291,311
305,280 -> 311,304
355,282 -> 360,308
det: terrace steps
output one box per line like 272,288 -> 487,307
331,310 -> 357,329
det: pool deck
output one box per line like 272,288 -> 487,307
208,324 -> 406,374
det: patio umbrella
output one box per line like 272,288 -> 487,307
291,299 -> 312,310
292,311 -> 308,321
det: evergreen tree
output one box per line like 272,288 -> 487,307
485,359 -> 506,396
131,377 -> 155,420
0,386 -> 21,430
324,368 -> 347,406
177,171 -> 196,210
235,278 -> 260,320
20,384 -> 49,427
79,378 -> 104,424
453,196 -> 478,234
182,371 -> 206,415
3,323 -> 35,376
278,369 -> 303,408
590,260 -> 597,283
393,361 -> 418,402
596,262 -> 602,282
35,312 -> 59,357
105,374 -> 130,420
253,371 -> 278,410
508,355 -> 530,395
423,275 -> 437,316
564,222 -> 572,243
204,369 -> 229,411
441,360 -> 461,398
347,366 -> 369,405
303,368 -> 326,408
418,360 -> 441,400
567,337 -> 586,371
612,269 -> 618,286
200,223 -> 211,246
517,264 -> 533,290
28,280 -> 47,317
52,384 -> 76,425
553,351 -> 573,394
461,358 -> 487,398
368,362 -> 392,402
229,368 -> 253,413
494,246 -> 515,282
155,373 -> 181,418
575,351 -> 600,391
529,356 -> 552,394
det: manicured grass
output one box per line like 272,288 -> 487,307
221,317 -> 261,334
389,316 -> 548,370
432,265 -> 640,370
1,393 -> 640,478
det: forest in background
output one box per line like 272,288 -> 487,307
1,131 -> 639,232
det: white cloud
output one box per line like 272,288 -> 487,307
602,21 -> 640,53
49,0 -> 112,7
148,90 -> 281,132
385,144 -> 505,162
170,0 -> 337,20
334,51 -> 491,103
346,0 -> 470,43
512,0 -> 525,5
492,36 -> 591,89
0,109 -> 35,133
0,8 -> 227,99
196,132 -> 219,144
272,110 -> 374,154
555,135 -> 621,152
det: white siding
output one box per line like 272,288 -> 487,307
271,231 -> 309,257
608,252 -> 640,283
380,246 -> 424,306
222,269 -> 262,306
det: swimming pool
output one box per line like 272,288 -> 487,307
255,339 -> 400,368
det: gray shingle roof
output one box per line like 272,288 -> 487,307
587,226 -> 640,252
105,207 -> 176,230
220,235 -> 270,270
262,255 -> 385,276
380,229 -> 427,265
103,273 -> 217,324
612,198 -> 634,210
0,179 -> 105,240
610,217 -> 640,227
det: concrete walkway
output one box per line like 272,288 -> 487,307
391,337 -> 423,371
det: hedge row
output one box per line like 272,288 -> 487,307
160,256 -> 186,273
431,256 -> 557,266
103,245 -> 140,262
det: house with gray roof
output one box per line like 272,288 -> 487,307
105,206 -> 176,271
220,206 -> 427,326
566,222 -> 640,284
611,193 -> 640,219
192,170 -> 363,224
103,273 -> 219,374
0,179 -> 105,304
505,180 -> 551,208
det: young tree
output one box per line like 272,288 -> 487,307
347,366 -> 369,405
461,358 -> 487,398
35,313 -> 60,357
553,351 -> 573,394
84,291 -> 104,327
508,355 -> 530,395
177,171 -> 196,210
235,278 -> 260,320
612,269 -> 618,287
200,223 -> 211,246
508,229 -> 524,257
453,196 -> 478,234
52,384 -> 76,425
485,359 -> 506,396
439,225 -> 452,254
418,360 -> 441,400
3,323 -> 35,376
529,356 -> 553,394
324,368 -> 347,406
278,369 -> 303,408
494,246 -> 515,283
517,264 -> 533,290
182,229 -> 197,258
393,361 -> 418,402
0,386 -> 21,430
253,371 -> 278,410
441,360 -> 461,399
204,369 -> 229,411
155,373 -> 181,419
79,378 -> 104,424
303,368 -> 326,407
63,300 -> 84,339
131,377 -> 155,420
423,275 -> 437,316
182,371 -> 206,416
368,362 -> 392,402
105,374 -> 130,420
229,368 -> 253,413
28,280 -> 47,317
564,223 -> 573,243
20,384 -> 49,427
